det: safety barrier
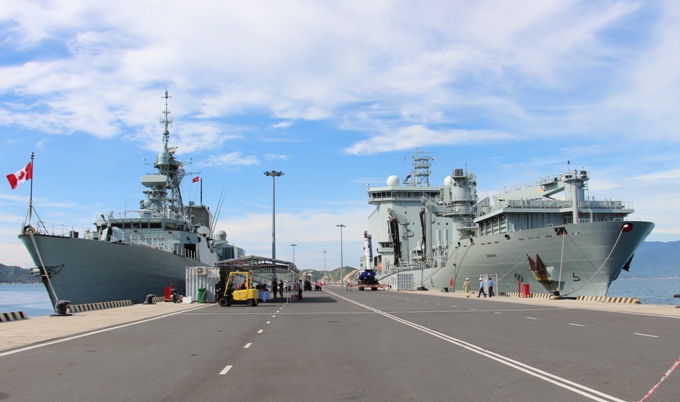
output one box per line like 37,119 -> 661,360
501,292 -> 551,299
67,300 -> 133,314
0,311 -> 29,322
577,295 -> 641,304
499,292 -> 641,304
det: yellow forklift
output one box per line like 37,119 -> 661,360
217,271 -> 259,307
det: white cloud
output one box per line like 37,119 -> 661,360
344,125 -> 515,155
197,152 -> 260,168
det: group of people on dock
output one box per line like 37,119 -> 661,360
269,278 -> 322,301
462,277 -> 495,298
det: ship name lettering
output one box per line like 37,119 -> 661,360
486,254 -> 497,258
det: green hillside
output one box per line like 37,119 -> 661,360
0,264 -> 40,283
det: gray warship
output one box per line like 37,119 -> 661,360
362,150 -> 654,297
19,92 -> 244,306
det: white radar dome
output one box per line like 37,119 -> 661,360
386,175 -> 400,187
215,230 -> 227,241
444,176 -> 452,187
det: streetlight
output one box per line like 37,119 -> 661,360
291,243 -> 297,266
337,224 -> 345,287
264,170 -> 284,261
323,250 -> 327,284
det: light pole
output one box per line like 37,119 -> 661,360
337,224 -> 345,287
291,243 -> 297,266
323,250 -> 327,284
264,170 -> 284,262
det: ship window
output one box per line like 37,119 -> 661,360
150,222 -> 162,229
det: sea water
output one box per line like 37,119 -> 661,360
607,277 -> 680,306
0,284 -> 54,317
1,278 -> 679,318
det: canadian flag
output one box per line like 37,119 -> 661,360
192,176 -> 200,183
6,161 -> 33,190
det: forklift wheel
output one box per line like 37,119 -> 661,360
218,298 -> 229,307
246,299 -> 254,307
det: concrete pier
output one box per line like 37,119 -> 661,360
1,288 -> 679,401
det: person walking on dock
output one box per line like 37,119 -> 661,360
463,278 -> 471,297
279,281 -> 284,298
272,278 -> 278,298
488,277 -> 495,297
478,278 -> 487,298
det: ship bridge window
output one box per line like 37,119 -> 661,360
150,222 -> 162,229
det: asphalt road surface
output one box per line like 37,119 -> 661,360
1,287 -> 678,401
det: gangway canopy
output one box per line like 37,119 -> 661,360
214,255 -> 298,274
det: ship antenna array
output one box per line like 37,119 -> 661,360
161,90 -> 173,150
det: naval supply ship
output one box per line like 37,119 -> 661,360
19,92 -> 244,307
362,150 -> 654,297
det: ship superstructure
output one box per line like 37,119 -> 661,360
364,152 -> 654,296
20,92 -> 244,306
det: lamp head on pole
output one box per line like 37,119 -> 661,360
264,170 -> 284,177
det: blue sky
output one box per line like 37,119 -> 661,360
1,1 -> 679,271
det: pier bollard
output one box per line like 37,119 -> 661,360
144,294 -> 156,304
53,300 -> 73,316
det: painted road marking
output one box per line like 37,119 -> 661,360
327,289 -> 625,402
494,312 -> 503,314
258,330 -> 263,333
526,317 -> 537,320
219,365 -> 233,375
569,323 -> 585,327
635,333 -> 659,338
244,343 -> 252,348
0,304 -> 213,358
266,321 -> 271,324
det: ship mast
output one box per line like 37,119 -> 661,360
410,148 -> 433,187
146,90 -> 186,221
161,90 -> 172,152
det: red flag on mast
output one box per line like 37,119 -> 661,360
6,161 -> 33,190
192,176 -> 199,183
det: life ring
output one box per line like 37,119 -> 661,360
24,226 -> 36,235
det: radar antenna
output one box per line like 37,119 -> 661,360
161,90 -> 173,150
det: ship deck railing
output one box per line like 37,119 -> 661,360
483,199 -> 631,215
380,261 -> 434,276
27,222 -> 198,259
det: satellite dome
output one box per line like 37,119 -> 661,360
386,175 -> 400,187
215,230 -> 227,241
444,176 -> 452,187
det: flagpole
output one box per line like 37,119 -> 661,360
200,178 -> 203,206
28,152 -> 34,224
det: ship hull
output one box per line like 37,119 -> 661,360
20,234 -> 211,305
376,221 -> 654,297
